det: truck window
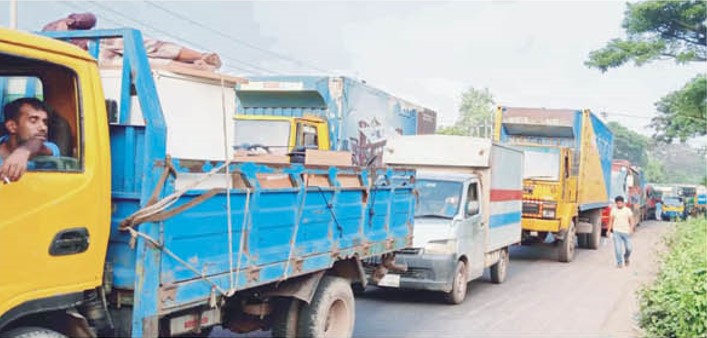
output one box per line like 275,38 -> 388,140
466,182 -> 480,217
233,119 -> 291,155
297,123 -> 319,149
0,53 -> 81,172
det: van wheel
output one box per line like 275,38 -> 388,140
490,248 -> 509,284
297,276 -> 355,338
558,221 -> 576,263
444,261 -> 468,304
4,327 -> 66,338
271,297 -> 302,338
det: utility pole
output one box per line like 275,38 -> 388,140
9,0 -> 17,29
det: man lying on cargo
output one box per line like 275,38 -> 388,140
0,98 -> 61,182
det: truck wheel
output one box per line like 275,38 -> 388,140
271,297 -> 302,338
297,276 -> 355,338
587,212 -> 601,250
490,248 -> 509,284
4,327 -> 66,338
444,261 -> 468,304
558,222 -> 576,263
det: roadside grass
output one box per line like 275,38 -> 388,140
638,218 -> 707,337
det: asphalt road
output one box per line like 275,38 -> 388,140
214,220 -> 672,338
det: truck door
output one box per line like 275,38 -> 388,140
0,48 -> 110,317
461,180 -> 486,279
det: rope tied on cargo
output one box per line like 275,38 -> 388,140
119,158 -> 233,230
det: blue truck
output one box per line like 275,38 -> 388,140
0,28 -> 415,338
234,76 -> 437,166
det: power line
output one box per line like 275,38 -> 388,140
144,0 -> 329,74
70,0 -> 276,75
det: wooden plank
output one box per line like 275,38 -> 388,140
235,153 -> 291,164
304,150 -> 352,167
304,174 -> 331,187
256,173 -> 293,189
338,174 -> 362,188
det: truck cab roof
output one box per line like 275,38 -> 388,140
0,27 -> 95,62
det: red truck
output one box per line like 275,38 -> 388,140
601,160 -> 646,231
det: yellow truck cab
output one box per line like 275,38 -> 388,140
0,28 -> 112,335
234,114 -> 330,154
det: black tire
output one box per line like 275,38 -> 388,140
490,248 -> 509,284
577,233 -> 588,249
296,276 -> 355,338
271,297 -> 302,338
587,212 -> 601,250
444,261 -> 468,305
558,221 -> 576,263
4,327 -> 66,338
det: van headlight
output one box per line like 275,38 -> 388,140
542,204 -> 557,219
423,240 -> 455,255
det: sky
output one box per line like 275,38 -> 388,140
1,0 -> 705,142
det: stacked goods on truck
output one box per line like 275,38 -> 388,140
601,160 -> 646,231
493,106 -> 613,262
0,28 -> 416,338
376,135 -> 523,304
234,76 -> 437,165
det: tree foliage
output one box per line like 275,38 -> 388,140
437,87 -> 495,138
607,121 -> 651,167
586,1 -> 706,71
651,74 -> 707,143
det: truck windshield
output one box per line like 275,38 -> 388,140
415,179 -> 463,219
234,119 -> 290,155
664,197 -> 682,206
523,150 -> 560,181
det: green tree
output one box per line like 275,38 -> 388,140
586,1 -> 706,71
437,87 -> 495,137
607,121 -> 651,167
586,1 -> 707,142
651,74 -> 707,142
644,156 -> 666,183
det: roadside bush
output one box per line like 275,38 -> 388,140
639,219 -> 707,337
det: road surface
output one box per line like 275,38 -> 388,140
214,220 -> 672,338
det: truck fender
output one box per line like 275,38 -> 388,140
261,271 -> 325,304
0,292 -> 84,332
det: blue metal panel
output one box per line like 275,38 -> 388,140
589,112 -> 614,200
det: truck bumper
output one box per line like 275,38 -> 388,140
372,253 -> 456,293
522,218 -> 560,232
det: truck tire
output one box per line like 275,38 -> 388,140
271,297 -> 302,338
4,327 -> 66,338
558,221 -> 576,263
490,248 -> 509,284
587,211 -> 601,250
577,234 -> 588,249
296,276 -> 355,338
444,261 -> 468,305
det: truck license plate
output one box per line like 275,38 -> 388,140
378,273 -> 400,287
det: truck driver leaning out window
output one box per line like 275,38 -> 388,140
0,98 -> 60,182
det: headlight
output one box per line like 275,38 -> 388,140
542,204 -> 557,219
423,240 -> 455,255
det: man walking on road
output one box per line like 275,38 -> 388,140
607,196 -> 635,268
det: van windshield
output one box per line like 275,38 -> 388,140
415,179 -> 463,219
234,119 -> 290,155
663,197 -> 682,206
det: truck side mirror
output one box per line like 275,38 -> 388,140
466,201 -> 480,217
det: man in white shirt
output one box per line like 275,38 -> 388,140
607,196 -> 635,268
